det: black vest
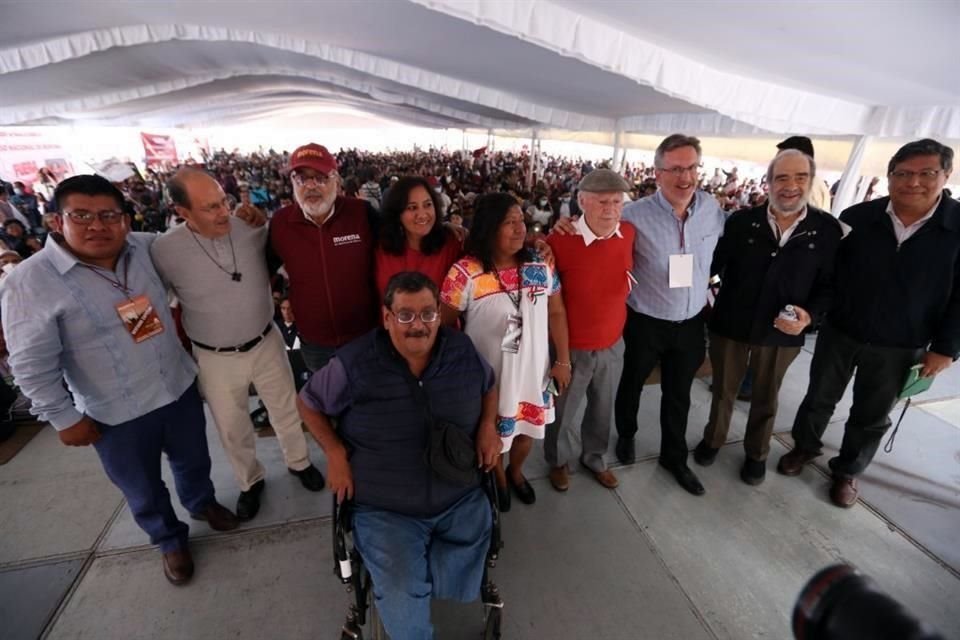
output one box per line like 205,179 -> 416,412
336,327 -> 488,517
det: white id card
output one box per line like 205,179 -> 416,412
669,254 -> 694,288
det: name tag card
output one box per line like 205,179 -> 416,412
115,295 -> 165,343
669,254 -> 694,288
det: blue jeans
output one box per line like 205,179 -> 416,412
352,488 -> 492,640
92,381 -> 216,552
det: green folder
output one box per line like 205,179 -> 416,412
886,364 -> 935,453
898,364 -> 935,400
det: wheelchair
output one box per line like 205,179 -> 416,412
333,474 -> 505,639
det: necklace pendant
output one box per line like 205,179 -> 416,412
232,272 -> 242,282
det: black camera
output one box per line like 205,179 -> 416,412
793,564 -> 945,640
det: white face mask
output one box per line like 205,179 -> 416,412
434,187 -> 442,194
539,199 -> 548,207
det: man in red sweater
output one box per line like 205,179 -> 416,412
269,144 -> 380,371
545,169 -> 635,491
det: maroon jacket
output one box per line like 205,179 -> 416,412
269,196 -> 379,347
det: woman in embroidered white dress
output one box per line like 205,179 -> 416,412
441,193 -> 571,510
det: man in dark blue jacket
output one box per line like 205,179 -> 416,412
695,149 -> 843,486
778,139 -> 959,507
297,271 -> 501,640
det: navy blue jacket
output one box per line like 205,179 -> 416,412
829,194 -> 960,357
335,327 -> 493,517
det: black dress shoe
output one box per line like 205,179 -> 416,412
615,437 -> 636,465
693,440 -> 719,467
289,464 -> 325,492
507,467 -> 536,505
190,501 -> 240,531
740,458 -> 766,486
660,462 -> 705,496
236,479 -> 266,521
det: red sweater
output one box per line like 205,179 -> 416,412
269,197 -> 378,347
374,231 -> 463,297
547,223 -> 635,351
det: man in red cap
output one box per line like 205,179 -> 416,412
269,144 -> 380,371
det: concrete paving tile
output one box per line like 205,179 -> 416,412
491,478 -> 712,640
792,408 -> 960,574
615,440 -> 960,640
0,558 -> 85,640
0,427 -> 121,566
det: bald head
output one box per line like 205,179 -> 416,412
168,168 -> 232,238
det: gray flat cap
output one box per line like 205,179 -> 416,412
578,169 -> 632,193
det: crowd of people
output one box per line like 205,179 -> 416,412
1,133 -> 958,640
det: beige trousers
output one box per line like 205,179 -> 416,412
196,326 -> 310,491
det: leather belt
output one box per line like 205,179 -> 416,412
192,324 -> 272,354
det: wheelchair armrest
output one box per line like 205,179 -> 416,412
333,495 -> 355,583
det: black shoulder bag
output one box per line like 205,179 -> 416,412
409,378 -> 479,486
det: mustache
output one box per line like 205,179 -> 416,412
404,330 -> 430,338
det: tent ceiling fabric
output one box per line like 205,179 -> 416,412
1,0 -> 957,138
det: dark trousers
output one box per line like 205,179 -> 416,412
92,381 -> 216,553
703,333 -> 800,461
791,325 -> 922,477
614,308 -> 706,468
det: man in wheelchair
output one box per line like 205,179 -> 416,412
297,271 -> 502,640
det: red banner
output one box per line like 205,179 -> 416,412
140,132 -> 178,167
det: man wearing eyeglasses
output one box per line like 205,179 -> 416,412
297,271 -> 501,640
693,149 -> 843,486
779,138 -> 960,508
613,134 -> 726,496
268,144 -> 380,373
0,174 -> 238,586
151,169 -> 325,523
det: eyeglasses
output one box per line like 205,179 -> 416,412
63,210 -> 125,225
889,169 -> 943,182
657,164 -> 703,177
291,172 -> 336,187
392,310 -> 439,324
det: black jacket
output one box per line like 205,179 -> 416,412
710,205 -> 843,346
829,195 -> 960,357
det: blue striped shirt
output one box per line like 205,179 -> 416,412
623,190 -> 726,321
0,233 -> 197,430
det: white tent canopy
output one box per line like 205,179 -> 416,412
1,0 -> 958,139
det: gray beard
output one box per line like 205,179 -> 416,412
297,194 -> 334,220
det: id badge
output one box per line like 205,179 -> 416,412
501,312 -> 523,354
669,254 -> 694,288
115,294 -> 165,343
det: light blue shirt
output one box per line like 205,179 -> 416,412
622,190 -> 726,321
0,233 -> 197,430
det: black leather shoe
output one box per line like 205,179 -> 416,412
236,479 -> 265,521
660,461 -> 705,496
507,467 -> 536,505
740,458 -> 766,486
190,501 -> 240,531
289,464 -> 325,492
693,440 -> 719,467
615,437 -> 636,465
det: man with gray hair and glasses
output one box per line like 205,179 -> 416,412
778,138 -> 960,508
693,149 -> 843,486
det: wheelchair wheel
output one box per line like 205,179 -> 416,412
367,588 -> 388,640
482,605 -> 502,640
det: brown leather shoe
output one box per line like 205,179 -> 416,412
162,548 -> 194,585
190,501 -> 240,531
548,466 -> 569,492
776,448 -> 821,476
830,475 -> 859,508
591,469 -> 619,489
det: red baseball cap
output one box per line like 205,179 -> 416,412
288,143 -> 337,175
